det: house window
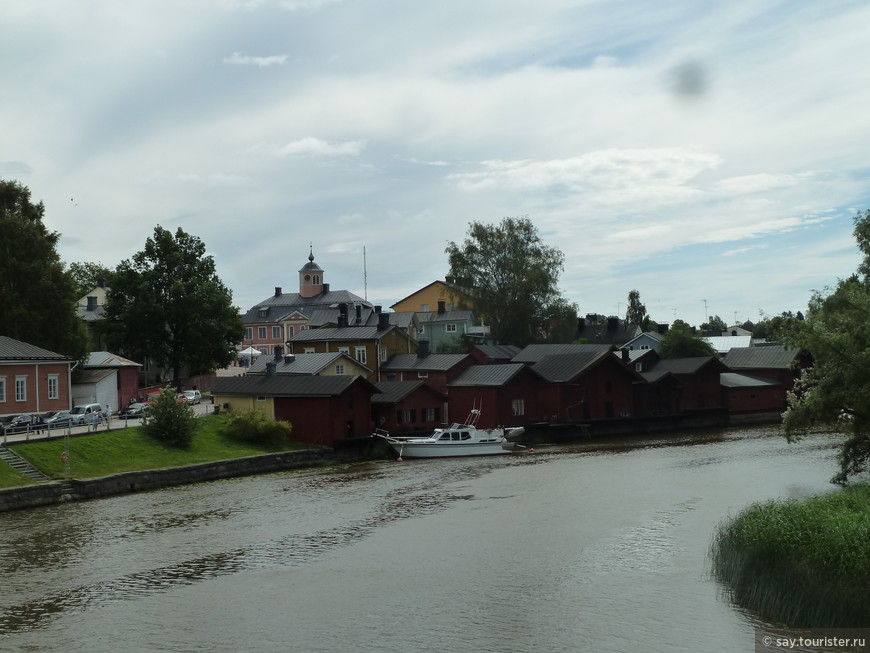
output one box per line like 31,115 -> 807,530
245,327 -> 253,340
304,348 -> 316,354
15,376 -> 26,402
288,326 -> 295,337
338,346 -> 350,355
380,347 -> 387,362
635,363 -> 643,372
447,302 -> 455,311
512,399 -> 525,416
256,396 -> 266,402
396,409 -> 416,424
258,327 -> 266,339
355,347 -> 367,365
258,307 -> 268,318
272,326 -> 282,339
446,323 -> 457,333
417,371 -> 428,378
423,407 -> 438,422
313,274 -> 320,284
335,365 -> 345,375
48,374 -> 59,400
421,304 -> 429,312
640,344 -> 650,350
0,376 -> 5,402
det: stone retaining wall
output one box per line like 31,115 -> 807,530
0,449 -> 337,513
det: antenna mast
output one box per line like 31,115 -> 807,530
363,246 -> 368,302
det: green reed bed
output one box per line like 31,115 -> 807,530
711,484 -> 870,627
9,415 -> 308,481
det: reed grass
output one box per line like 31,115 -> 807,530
9,415 -> 309,481
711,484 -> 870,627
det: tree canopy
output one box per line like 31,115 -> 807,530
105,225 -> 244,381
445,217 -> 568,346
657,319 -> 718,359
625,289 -> 657,331
0,179 -> 89,362
783,209 -> 870,483
68,261 -> 114,298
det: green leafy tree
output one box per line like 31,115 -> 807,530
445,217 -> 566,346
753,311 -> 802,342
143,386 -> 198,447
105,226 -> 245,381
68,261 -> 114,298
538,297 -> 579,344
658,319 -> 718,359
784,209 -> 870,483
625,289 -> 657,331
700,314 -> 727,334
0,180 -> 89,362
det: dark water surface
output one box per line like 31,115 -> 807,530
0,426 -> 842,652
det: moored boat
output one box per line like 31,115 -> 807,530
373,409 -> 525,458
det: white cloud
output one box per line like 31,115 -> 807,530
277,137 -> 365,157
223,52 -> 287,67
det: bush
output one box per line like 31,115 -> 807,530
221,410 -> 292,445
142,386 -> 198,448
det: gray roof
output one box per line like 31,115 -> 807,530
574,320 -> 642,345
0,336 -> 72,361
290,325 -> 401,343
76,368 -> 116,384
212,374 -> 370,397
371,381 -> 444,404
702,335 -> 753,354
512,343 -> 613,364
248,352 -> 370,376
471,344 -> 522,361
381,353 -> 470,372
645,357 -> 719,375
720,372 -> 780,388
722,346 -> 798,370
85,351 -> 141,368
449,363 -> 527,387
77,306 -> 106,322
532,350 -> 612,383
243,289 -> 370,325
416,310 -> 475,325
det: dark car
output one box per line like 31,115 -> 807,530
2,414 -> 33,434
118,402 -> 151,419
44,410 -> 74,428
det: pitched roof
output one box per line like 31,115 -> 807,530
248,352 -> 371,376
574,319 -> 642,345
0,336 -> 72,361
85,351 -> 141,367
645,356 -> 720,375
532,350 -> 613,382
722,345 -> 799,370
512,343 -> 613,364
470,344 -> 522,361
416,310 -> 475,325
389,280 -> 471,308
212,374 -> 374,397
720,372 -> 781,388
702,335 -> 753,354
449,363 -> 528,387
289,325 -> 402,343
381,353 -> 470,372
242,289 -> 370,325
371,380 -> 445,404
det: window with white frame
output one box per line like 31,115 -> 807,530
424,407 -> 437,422
15,376 -> 26,402
380,347 -> 387,362
48,374 -> 59,400
446,323 -> 457,333
245,327 -> 253,340
304,347 -> 316,354
258,327 -> 267,339
417,370 -> 428,378
288,326 -> 295,337
355,346 -> 367,365
335,364 -> 345,375
338,346 -> 350,355
0,376 -> 5,402
272,326 -> 282,339
511,399 -> 525,416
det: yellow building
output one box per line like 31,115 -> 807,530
390,280 -> 473,313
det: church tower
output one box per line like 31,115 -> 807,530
299,246 -> 325,298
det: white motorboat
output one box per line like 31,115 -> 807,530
374,409 -> 525,458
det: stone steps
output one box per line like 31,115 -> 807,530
0,446 -> 52,483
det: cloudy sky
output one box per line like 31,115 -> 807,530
3,0 -> 868,328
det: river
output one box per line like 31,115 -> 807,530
0,425 -> 842,652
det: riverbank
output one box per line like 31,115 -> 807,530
711,483 -> 870,628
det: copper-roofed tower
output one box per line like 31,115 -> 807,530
299,245 -> 325,298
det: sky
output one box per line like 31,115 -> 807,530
2,0 -> 869,328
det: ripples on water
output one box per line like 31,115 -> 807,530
0,426 -> 843,651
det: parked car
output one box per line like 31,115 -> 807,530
1,414 -> 31,434
118,402 -> 151,419
69,403 -> 103,425
44,410 -> 74,428
182,390 -> 202,405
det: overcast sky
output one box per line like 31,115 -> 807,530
3,0 -> 868,328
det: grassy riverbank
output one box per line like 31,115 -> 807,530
711,483 -> 870,627
0,463 -> 35,489
9,415 -> 310,480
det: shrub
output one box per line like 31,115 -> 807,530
142,386 -> 198,448
221,410 -> 292,445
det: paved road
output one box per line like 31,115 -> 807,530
1,401 -> 216,447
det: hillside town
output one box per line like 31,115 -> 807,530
1,248 -> 801,448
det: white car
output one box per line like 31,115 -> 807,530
182,390 -> 202,405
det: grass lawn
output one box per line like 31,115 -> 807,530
0,461 -> 35,489
10,415 -> 311,480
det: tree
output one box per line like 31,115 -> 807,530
143,386 -> 198,447
658,319 -> 718,359
539,297 -> 579,344
68,261 -> 114,298
753,311 -> 802,342
0,180 -> 89,362
445,217 -> 566,346
625,289 -> 656,331
784,209 -> 870,483
105,226 -> 245,381
700,314 -> 727,334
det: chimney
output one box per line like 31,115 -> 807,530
284,354 -> 295,364
86,296 -> 98,311
607,317 -> 619,331
274,287 -> 282,297
621,349 -> 629,362
445,275 -> 455,285
417,340 -> 431,358
586,313 -> 598,324
265,362 -> 276,376
97,278 -> 106,289
437,300 -> 446,314
273,345 -> 283,361
374,305 -> 382,314
577,317 -> 586,329
322,283 -> 329,294
378,311 -> 390,331
338,314 -> 348,328
658,323 -> 669,334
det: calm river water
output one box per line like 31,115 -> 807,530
0,426 -> 843,652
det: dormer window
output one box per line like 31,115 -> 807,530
258,307 -> 269,318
